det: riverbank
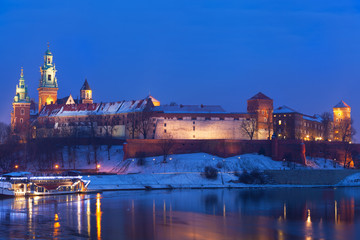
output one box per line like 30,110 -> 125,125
84,169 -> 360,191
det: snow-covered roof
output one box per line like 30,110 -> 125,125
153,104 -> 226,113
334,100 -> 350,108
303,115 -> 323,123
273,105 -> 298,114
39,99 -> 151,117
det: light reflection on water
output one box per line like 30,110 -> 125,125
0,188 -> 359,239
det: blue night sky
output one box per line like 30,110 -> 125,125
1,1 -> 360,138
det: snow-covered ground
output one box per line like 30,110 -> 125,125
305,157 -> 344,169
116,153 -> 300,175
337,173 -> 360,186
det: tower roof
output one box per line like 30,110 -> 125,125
81,79 -> 91,90
334,100 -> 350,108
45,48 -> 52,55
249,92 -> 272,100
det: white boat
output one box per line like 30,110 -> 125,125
0,172 -> 90,197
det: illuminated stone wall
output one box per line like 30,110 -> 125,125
153,118 -> 262,140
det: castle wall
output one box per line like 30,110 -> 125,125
153,118 -> 254,140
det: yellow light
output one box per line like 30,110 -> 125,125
14,165 -> 19,169
55,164 -> 59,169
97,164 -> 101,169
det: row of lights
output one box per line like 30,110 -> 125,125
14,164 -> 101,170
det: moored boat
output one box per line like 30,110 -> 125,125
0,172 -> 90,197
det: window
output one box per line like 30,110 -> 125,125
193,135 -> 195,138
20,108 -> 25,115
20,118 -> 23,123
164,123 -> 166,127
193,126 -> 195,131
264,117 -> 267,122
278,120 -> 282,125
48,75 -> 51,81
48,58 -> 50,64
164,129 -> 167,133
193,121 -> 195,124
177,117 -> 183,120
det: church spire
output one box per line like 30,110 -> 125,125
38,45 -> 59,112
39,44 -> 57,88
14,68 -> 30,103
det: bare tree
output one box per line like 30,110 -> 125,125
336,118 -> 356,168
138,111 -> 154,139
321,112 -> 333,141
102,116 -> 116,160
160,134 -> 175,163
126,112 -> 140,139
240,118 -> 257,140
0,123 -> 10,144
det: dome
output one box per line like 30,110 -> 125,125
45,48 -> 52,55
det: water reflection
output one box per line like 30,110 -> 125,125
0,188 -> 358,239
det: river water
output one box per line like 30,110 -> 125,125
0,188 -> 359,239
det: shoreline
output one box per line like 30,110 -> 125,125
85,170 -> 360,192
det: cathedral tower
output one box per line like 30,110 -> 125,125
80,79 -> 93,104
11,68 -> 31,135
37,46 -> 58,112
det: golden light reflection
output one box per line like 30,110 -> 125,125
77,195 -> 82,235
87,198 -> 91,238
54,214 -> 59,221
96,193 -> 102,240
306,209 -> 311,224
335,200 -> 338,224
283,203 -> 286,220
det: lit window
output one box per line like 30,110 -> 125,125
278,120 -> 282,125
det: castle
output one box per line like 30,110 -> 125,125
11,47 -> 352,142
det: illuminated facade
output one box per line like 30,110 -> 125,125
10,47 -> 352,142
333,100 -> 351,141
37,47 -> 58,112
80,79 -> 93,104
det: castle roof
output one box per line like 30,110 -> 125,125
153,104 -> 226,114
81,79 -> 91,91
249,92 -> 272,100
274,106 -> 323,123
334,100 -> 350,108
273,105 -> 298,114
38,98 -> 151,117
45,48 -> 52,55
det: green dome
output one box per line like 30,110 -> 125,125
45,49 -> 52,55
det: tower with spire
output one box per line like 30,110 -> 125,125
11,68 -> 31,137
37,44 -> 58,112
80,79 -> 93,104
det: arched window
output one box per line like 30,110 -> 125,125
20,118 -> 23,123
21,108 -> 25,115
